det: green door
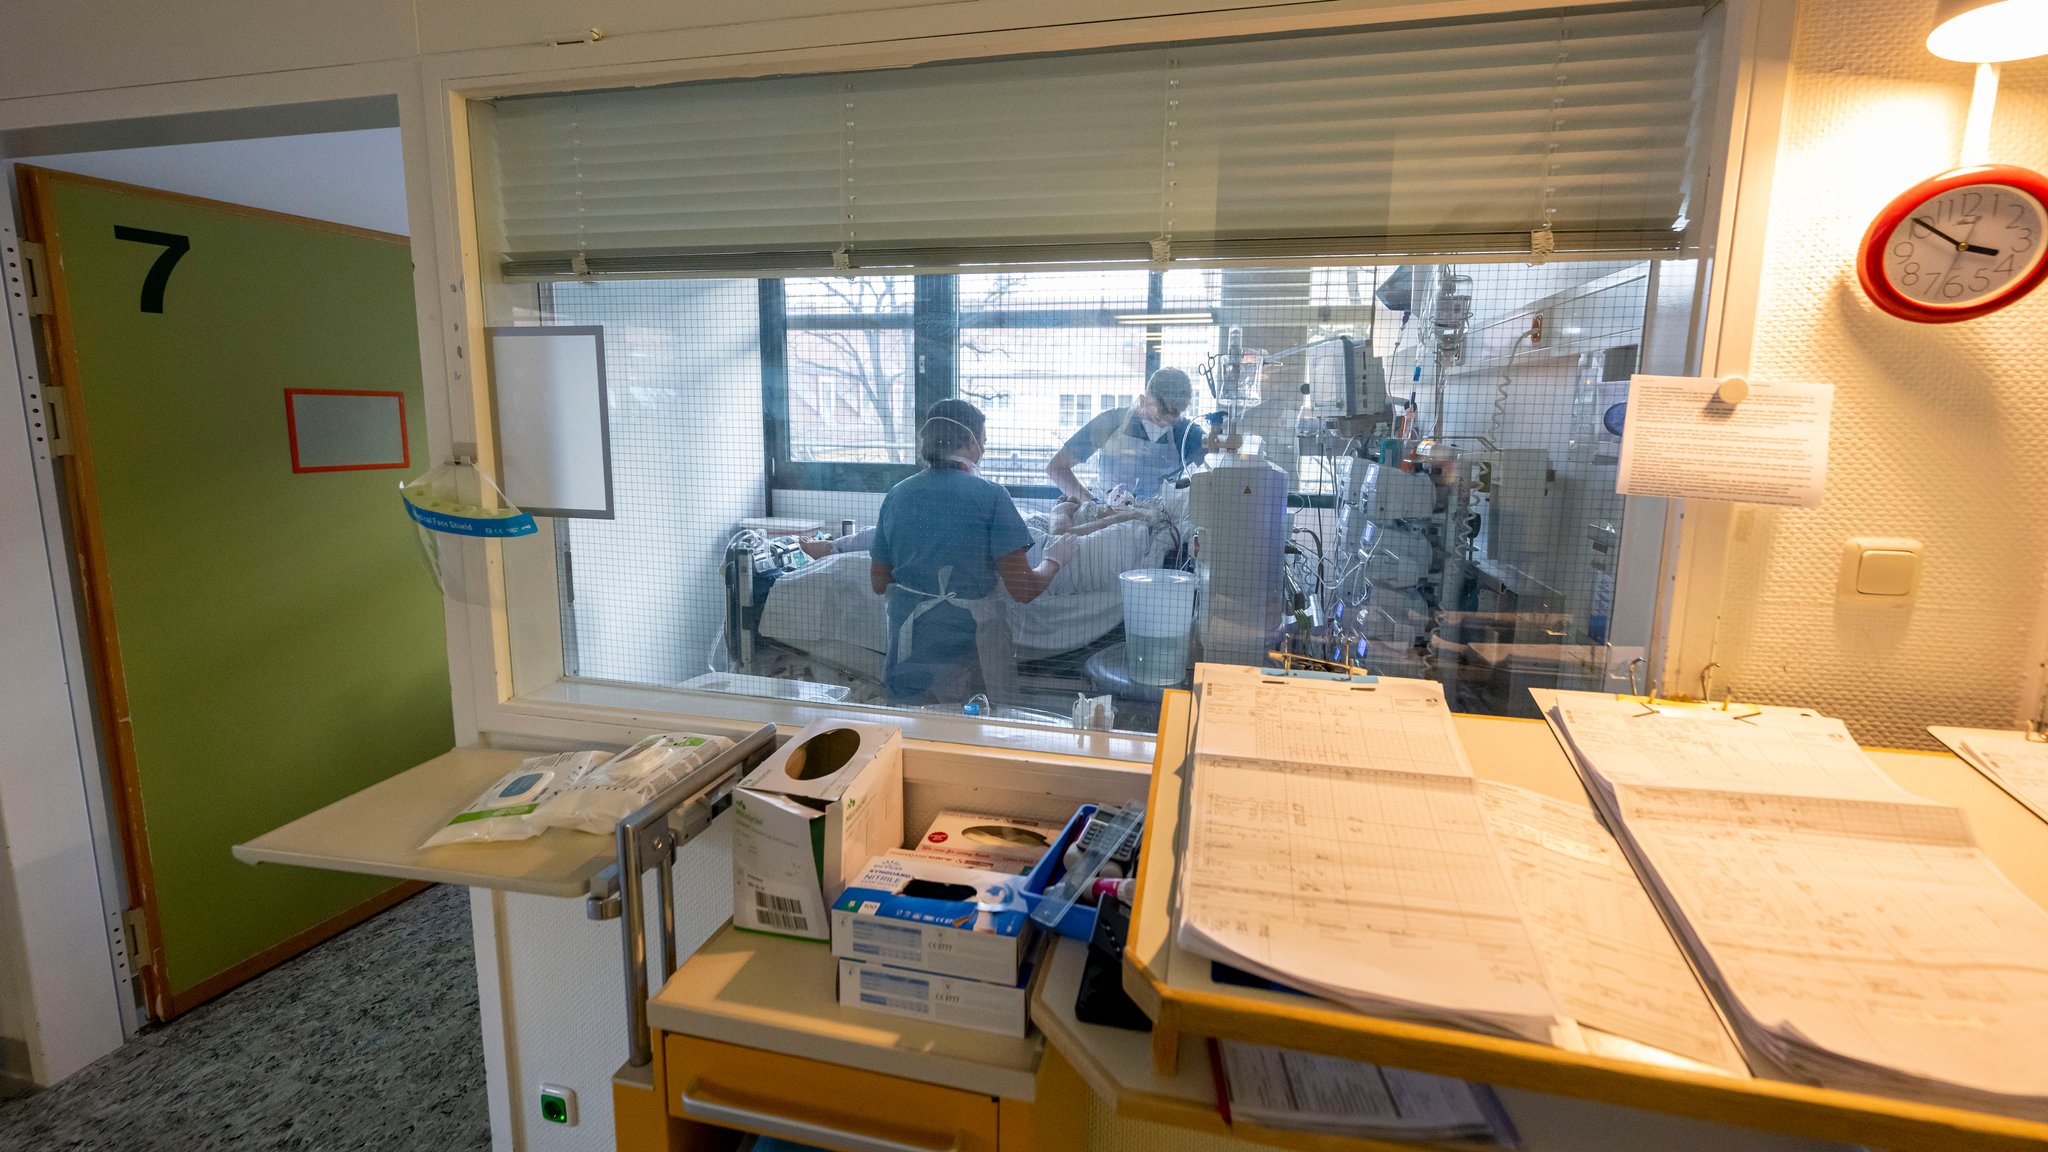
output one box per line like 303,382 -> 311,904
22,167 -> 454,1018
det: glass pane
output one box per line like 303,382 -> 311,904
786,326 -> 916,464
959,270 -> 1149,311
785,276 -> 913,318
516,259 -> 1667,741
957,325 -> 1152,487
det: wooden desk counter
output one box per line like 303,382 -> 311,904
1126,691 -> 2048,1152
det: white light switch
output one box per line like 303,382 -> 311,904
1839,538 -> 1923,602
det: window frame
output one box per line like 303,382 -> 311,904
429,0 -> 1790,760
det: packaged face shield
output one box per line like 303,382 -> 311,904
531,732 -> 733,835
419,751 -> 606,849
398,461 -> 538,605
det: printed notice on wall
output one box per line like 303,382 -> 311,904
1616,375 -> 1833,507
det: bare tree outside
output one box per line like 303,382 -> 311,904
786,277 -> 915,462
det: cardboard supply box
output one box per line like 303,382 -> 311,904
913,810 -> 1065,875
830,851 -> 1033,984
837,957 -> 1033,1037
732,720 -> 904,941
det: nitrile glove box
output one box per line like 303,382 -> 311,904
731,720 -> 903,942
837,957 -> 1032,1037
830,851 -> 1033,985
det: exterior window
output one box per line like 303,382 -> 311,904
782,278 -> 917,466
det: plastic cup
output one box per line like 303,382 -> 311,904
1119,569 -> 1196,686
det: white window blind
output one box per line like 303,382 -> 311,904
477,4 -> 1707,278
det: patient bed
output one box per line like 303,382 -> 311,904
718,510 -> 1184,702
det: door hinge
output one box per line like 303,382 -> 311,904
19,240 -> 52,315
119,907 -> 152,971
40,384 -> 71,457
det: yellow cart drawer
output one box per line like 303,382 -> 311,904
667,1034 -> 1004,1152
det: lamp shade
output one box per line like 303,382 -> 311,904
1929,0 -> 2048,62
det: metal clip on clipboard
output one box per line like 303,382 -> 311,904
1618,657 -> 1764,720
1262,651 -> 1380,684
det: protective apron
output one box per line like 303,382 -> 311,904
886,565 -> 1018,704
1094,412 -> 1193,499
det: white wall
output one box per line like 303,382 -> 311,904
15,129 -> 410,236
1713,0 -> 2048,746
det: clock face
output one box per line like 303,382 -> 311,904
1878,182 -> 2047,310
1859,166 -> 2048,322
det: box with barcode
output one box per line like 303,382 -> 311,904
837,957 -> 1032,1037
732,720 -> 903,942
829,851 -> 1032,984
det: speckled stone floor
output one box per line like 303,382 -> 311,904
0,884 -> 489,1152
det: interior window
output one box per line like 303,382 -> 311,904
471,5 -> 1717,741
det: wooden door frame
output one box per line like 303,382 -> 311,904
16,165 -> 427,1020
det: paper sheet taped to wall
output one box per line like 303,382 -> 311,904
1615,375 -> 1833,507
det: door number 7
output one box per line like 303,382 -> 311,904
112,226 -> 190,314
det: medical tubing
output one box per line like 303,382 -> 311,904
1491,330 -> 1536,442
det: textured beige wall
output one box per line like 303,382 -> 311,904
1716,0 -> 2048,747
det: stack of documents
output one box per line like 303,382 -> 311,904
1546,692 -> 2048,1118
1215,1040 -> 1517,1145
1476,781 -> 1746,1074
1175,668 -> 1750,1074
1176,669 -> 1560,1042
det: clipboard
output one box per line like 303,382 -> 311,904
1931,725 -> 2048,828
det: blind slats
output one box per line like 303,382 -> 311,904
477,5 -> 1708,276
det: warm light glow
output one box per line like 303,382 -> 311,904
1928,0 -> 2048,63
1960,63 -> 2001,166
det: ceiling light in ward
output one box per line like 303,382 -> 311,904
1928,0 -> 2048,63
1112,311 -> 1215,325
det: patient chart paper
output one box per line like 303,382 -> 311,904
1550,693 -> 2048,1115
1177,669 -> 1559,1042
1616,375 -> 1832,507
1477,781 -> 1745,1074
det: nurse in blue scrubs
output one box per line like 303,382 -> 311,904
871,400 -> 1078,705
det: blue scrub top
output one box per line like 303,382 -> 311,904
871,464 -> 1034,703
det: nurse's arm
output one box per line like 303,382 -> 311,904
1045,447 -> 1092,504
995,548 -> 1061,605
870,560 -> 894,596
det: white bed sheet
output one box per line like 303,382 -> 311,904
753,519 -> 1172,659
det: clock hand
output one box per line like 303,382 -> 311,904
1914,216 -> 2001,256
1914,216 -> 1966,247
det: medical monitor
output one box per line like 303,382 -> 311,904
1304,336 -> 1395,434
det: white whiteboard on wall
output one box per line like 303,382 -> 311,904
487,326 -> 613,518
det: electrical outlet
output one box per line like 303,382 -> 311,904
538,1084 -> 577,1126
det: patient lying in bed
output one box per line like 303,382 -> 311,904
764,493 -> 1182,658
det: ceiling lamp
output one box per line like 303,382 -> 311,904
1928,0 -> 2048,63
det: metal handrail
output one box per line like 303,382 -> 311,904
591,723 -> 777,1067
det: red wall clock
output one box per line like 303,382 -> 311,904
1857,163 -> 2048,322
